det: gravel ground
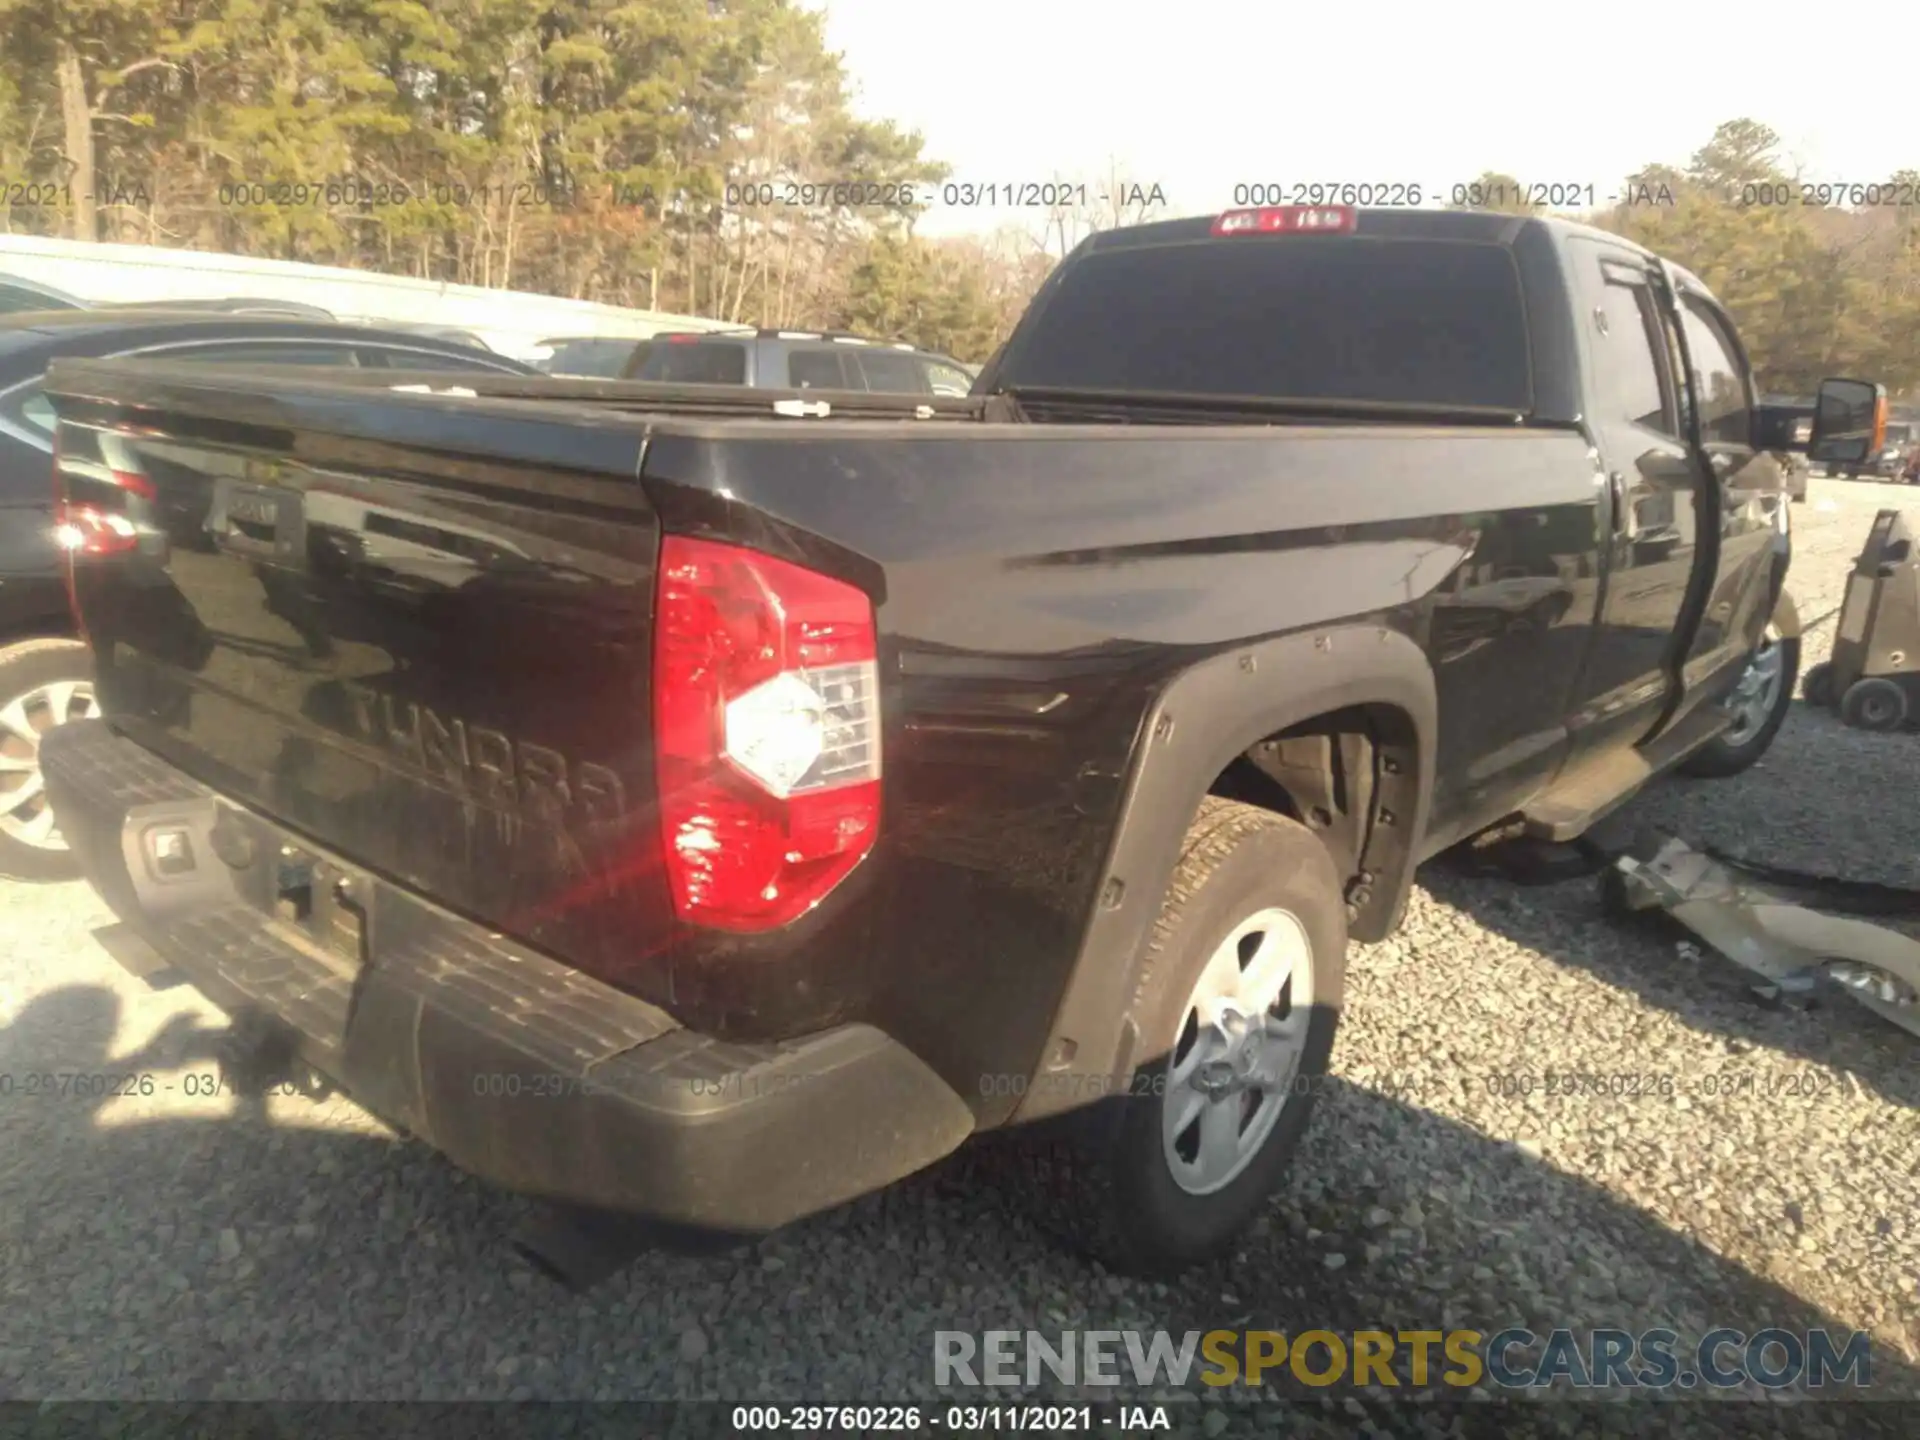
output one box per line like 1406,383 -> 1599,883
3,477 -> 1918,1437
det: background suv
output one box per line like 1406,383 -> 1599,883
626,329 -> 975,396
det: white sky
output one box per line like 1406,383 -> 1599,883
818,0 -> 1918,238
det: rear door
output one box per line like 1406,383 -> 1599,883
851,349 -> 932,395
786,346 -> 857,390
1559,240 -> 1700,767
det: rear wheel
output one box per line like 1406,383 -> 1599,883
1677,626 -> 1798,779
0,639 -> 97,882
1023,798 -> 1347,1276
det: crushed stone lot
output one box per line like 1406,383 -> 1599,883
2,479 -> 1917,1436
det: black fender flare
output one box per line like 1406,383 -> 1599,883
1010,623 -> 1435,1126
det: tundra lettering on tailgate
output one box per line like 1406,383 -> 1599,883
340,680 -> 628,825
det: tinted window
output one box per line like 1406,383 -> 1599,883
788,349 -> 852,388
357,345 -> 511,372
923,360 -> 972,396
1590,277 -> 1674,436
165,343 -> 359,367
1000,237 -> 1531,410
544,339 -> 642,377
638,342 -> 748,384
853,350 -> 928,393
1678,303 -> 1751,446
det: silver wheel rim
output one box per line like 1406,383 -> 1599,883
1723,627 -> 1785,747
0,676 -> 98,850
1162,905 -> 1314,1196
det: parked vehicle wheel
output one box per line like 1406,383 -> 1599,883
0,638 -> 97,882
1840,677 -> 1909,733
1802,661 -> 1835,708
1677,625 -> 1798,779
1024,797 -> 1346,1276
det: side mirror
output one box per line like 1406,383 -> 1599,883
1807,377 -> 1887,466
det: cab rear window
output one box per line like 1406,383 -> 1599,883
997,236 -> 1531,411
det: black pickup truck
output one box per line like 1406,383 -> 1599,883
39,206 -> 1884,1277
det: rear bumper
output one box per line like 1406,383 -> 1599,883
40,719 -> 975,1231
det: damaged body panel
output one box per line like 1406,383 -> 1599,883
1611,834 -> 1920,1039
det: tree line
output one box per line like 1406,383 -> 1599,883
1455,121 -> 1920,401
1,4 -> 1916,388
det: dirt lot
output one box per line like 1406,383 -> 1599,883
2,477 -> 1917,1434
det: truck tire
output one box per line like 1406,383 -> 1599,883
0,638 -> 97,882
1677,627 -> 1798,779
1023,798 -> 1346,1276
1840,677 -> 1909,732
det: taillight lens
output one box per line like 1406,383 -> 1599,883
653,535 -> 882,931
1213,205 -> 1357,235
54,504 -> 138,556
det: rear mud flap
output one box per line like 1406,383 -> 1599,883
1610,835 -> 1920,1040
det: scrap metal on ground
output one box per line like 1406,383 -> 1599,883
1608,834 -> 1920,1040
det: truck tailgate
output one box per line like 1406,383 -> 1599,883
48,364 -> 673,990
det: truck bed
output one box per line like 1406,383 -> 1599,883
47,358 -> 1597,1072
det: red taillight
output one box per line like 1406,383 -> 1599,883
653,535 -> 882,931
1212,205 -> 1357,236
667,334 -> 702,344
54,503 -> 139,557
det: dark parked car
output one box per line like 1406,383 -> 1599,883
0,309 -> 537,880
627,327 -> 975,396
40,208 -> 1877,1277
1871,424 -> 1915,478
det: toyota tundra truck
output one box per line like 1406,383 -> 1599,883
38,206 -> 1884,1277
